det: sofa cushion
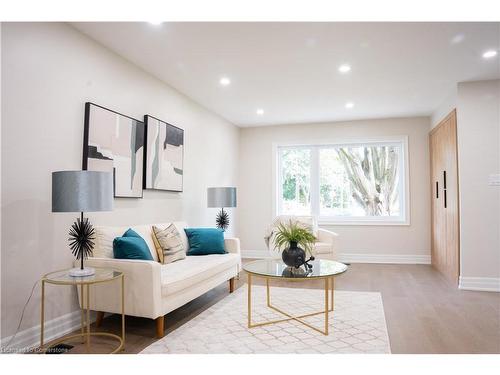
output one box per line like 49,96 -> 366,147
113,230 -> 154,261
184,228 -> 226,255
152,224 -> 186,264
160,253 -> 239,296
93,221 -> 189,262
94,224 -> 157,260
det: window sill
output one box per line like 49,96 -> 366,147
318,219 -> 410,226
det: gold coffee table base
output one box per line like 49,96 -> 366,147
247,274 -> 335,336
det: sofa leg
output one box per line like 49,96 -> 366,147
229,277 -> 235,293
156,316 -> 165,338
95,311 -> 105,328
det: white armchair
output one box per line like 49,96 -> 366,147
265,215 -> 339,260
314,228 -> 339,260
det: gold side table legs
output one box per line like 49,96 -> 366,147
121,274 -> 125,347
40,273 -> 125,354
247,275 -> 335,336
86,284 -> 90,351
40,280 -> 45,347
80,284 -> 85,344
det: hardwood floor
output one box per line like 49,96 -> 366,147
51,261 -> 500,354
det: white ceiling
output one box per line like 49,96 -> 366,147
72,22 -> 500,127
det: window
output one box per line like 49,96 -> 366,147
279,147 -> 311,215
276,139 -> 408,224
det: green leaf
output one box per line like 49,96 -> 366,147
272,219 -> 316,256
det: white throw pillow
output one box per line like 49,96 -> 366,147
152,224 -> 186,264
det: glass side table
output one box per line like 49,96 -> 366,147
40,267 -> 125,354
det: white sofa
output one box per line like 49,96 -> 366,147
76,221 -> 241,338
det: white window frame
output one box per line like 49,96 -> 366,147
272,136 -> 410,226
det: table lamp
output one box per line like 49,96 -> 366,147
52,171 -> 113,277
207,187 -> 237,231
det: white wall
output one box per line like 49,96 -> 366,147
431,88 -> 457,129
1,23 -> 240,341
456,79 -> 500,284
238,117 -> 431,262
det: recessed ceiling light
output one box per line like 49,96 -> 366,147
338,64 -> 351,74
345,102 -> 354,109
256,109 -> 264,115
148,21 -> 163,25
482,50 -> 498,59
306,38 -> 318,47
219,77 -> 231,86
450,34 -> 465,45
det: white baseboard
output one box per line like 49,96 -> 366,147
459,277 -> 500,292
1,309 -> 96,353
242,250 -> 272,259
337,253 -> 431,264
242,250 -> 431,264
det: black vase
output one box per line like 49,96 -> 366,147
282,241 -> 306,268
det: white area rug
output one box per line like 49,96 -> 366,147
141,285 -> 391,354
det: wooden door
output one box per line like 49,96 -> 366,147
430,110 -> 460,284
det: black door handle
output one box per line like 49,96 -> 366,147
443,171 -> 447,208
436,181 -> 439,199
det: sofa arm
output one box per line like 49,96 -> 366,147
76,257 -> 163,319
224,238 -> 241,273
317,228 -> 339,243
224,238 -> 240,255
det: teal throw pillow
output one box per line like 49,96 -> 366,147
123,228 -> 142,238
113,228 -> 153,260
184,228 -> 226,255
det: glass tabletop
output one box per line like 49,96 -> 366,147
243,259 -> 348,279
43,268 -> 123,285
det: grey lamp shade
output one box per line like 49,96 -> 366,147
52,171 -> 113,213
207,187 -> 237,208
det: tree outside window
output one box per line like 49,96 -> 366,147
280,148 -> 311,215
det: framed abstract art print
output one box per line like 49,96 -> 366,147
143,115 -> 184,192
83,102 -> 144,198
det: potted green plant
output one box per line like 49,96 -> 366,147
273,220 -> 316,268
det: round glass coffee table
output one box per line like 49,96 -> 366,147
243,259 -> 348,335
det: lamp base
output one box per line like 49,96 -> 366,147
215,207 -> 230,231
69,267 -> 95,277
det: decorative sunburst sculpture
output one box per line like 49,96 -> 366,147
216,208 -> 230,231
68,216 -> 96,270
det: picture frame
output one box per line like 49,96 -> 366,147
143,115 -> 184,192
83,102 -> 145,198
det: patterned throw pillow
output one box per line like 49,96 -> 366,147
151,224 -> 187,264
